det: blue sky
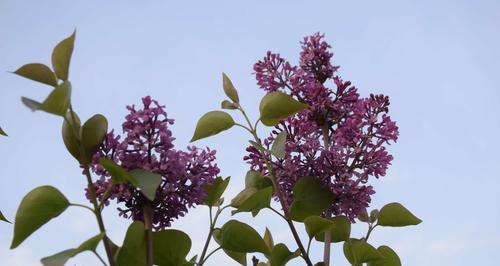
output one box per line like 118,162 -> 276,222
1,1 -> 499,265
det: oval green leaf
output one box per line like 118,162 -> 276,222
270,131 -> 287,159
367,245 -> 401,266
314,216 -> 351,243
203,176 -> 230,207
221,100 -> 238,110
220,220 -> 270,255
289,176 -> 335,222
81,114 -> 108,163
41,233 -> 104,266
190,111 -> 235,142
153,229 -> 192,266
304,216 -> 334,239
343,238 -> 383,265
270,243 -> 300,266
99,158 -> 138,186
13,63 -> 57,86
52,31 -> 75,81
213,229 -> 247,265
130,169 -> 162,201
222,73 -> 240,103
116,222 -> 146,266
62,111 -> 82,162
11,186 -> 69,248
259,92 -> 308,126
232,186 -> 273,217
377,202 -> 422,227
37,81 -> 72,116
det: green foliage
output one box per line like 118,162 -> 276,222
203,176 -> 230,207
222,73 -> 240,104
99,158 -> 138,186
191,111 -> 235,142
269,243 -> 300,266
377,202 -> 422,227
22,81 -> 72,116
219,220 -> 270,255
270,131 -> 287,159
0,127 -> 7,137
81,114 -> 108,164
289,176 -> 335,222
314,216 -> 351,243
13,63 -> 58,87
11,186 -> 69,248
0,210 -> 11,224
130,169 -> 162,201
263,228 -> 274,251
343,238 -> 383,265
51,31 -> 75,81
231,171 -> 273,216
61,111 -> 81,161
41,233 -> 104,266
259,92 -> 308,126
116,222 -> 146,266
367,246 -> 401,266
221,100 -> 238,110
213,229 -> 247,265
153,229 -> 192,266
304,216 -> 334,239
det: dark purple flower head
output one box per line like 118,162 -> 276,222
88,96 -> 219,230
247,34 -> 399,220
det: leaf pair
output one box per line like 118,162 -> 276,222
344,239 -> 401,266
100,158 -> 162,201
117,222 -> 192,266
304,215 -> 351,243
14,31 -> 75,86
231,171 -> 273,217
62,113 -> 108,164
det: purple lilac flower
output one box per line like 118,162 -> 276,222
246,33 -> 399,220
87,96 -> 219,230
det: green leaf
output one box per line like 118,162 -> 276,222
61,111 -> 82,162
130,169 -> 162,201
377,202 -> 422,227
190,111 -> 235,142
52,31 -> 76,81
367,246 -> 401,266
99,158 -> 138,186
41,233 -> 104,266
116,222 -> 146,266
21,97 -> 42,112
343,238 -> 383,265
289,176 -> 335,222
259,92 -> 308,126
219,220 -> 270,255
11,186 -> 69,248
232,186 -> 273,217
81,114 -> 108,163
304,216 -> 334,239
270,131 -> 287,159
314,216 -> 351,243
22,82 -> 72,116
203,176 -> 230,207
0,127 -> 7,137
213,229 -> 247,265
269,243 -> 300,266
222,73 -> 240,103
13,63 -> 58,86
221,100 -> 238,110
153,229 -> 192,266
263,228 -> 274,251
245,171 -> 273,189
0,210 -> 11,224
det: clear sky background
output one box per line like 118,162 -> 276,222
1,1 -> 499,265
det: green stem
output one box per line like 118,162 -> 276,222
70,203 -> 95,213
198,205 -> 229,265
364,223 -> 377,242
93,251 -> 108,266
202,247 -> 222,265
321,124 -> 332,266
143,203 -> 154,266
238,106 -> 313,266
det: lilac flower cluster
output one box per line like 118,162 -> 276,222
88,96 -> 219,230
247,33 -> 399,220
